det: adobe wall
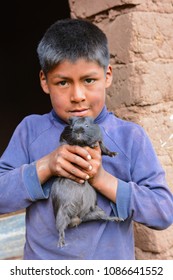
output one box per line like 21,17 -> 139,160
68,0 -> 173,259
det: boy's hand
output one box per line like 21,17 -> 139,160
83,145 -> 103,183
36,143 -> 118,202
36,144 -> 94,184
84,145 -> 118,202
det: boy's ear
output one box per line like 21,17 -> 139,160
39,70 -> 50,94
105,64 -> 113,88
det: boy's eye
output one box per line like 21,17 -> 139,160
85,78 -> 95,84
58,81 -> 68,87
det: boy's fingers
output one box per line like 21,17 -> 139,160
58,145 -> 92,170
54,155 -> 90,181
84,145 -> 101,159
57,167 -> 88,184
53,144 -> 95,181
66,145 -> 92,160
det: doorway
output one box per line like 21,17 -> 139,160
0,1 -> 70,154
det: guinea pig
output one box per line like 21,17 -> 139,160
59,116 -> 117,157
50,116 -> 121,247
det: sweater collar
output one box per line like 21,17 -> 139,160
94,105 -> 109,124
51,105 -> 109,125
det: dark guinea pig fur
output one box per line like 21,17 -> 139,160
59,116 -> 117,157
50,116 -> 121,247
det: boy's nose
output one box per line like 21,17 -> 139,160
70,85 -> 86,102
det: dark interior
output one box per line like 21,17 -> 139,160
0,1 -> 70,154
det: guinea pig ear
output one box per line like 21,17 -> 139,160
87,116 -> 94,124
68,116 -> 78,125
68,117 -> 73,124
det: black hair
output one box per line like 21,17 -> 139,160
37,18 -> 110,74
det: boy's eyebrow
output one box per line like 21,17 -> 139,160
52,74 -> 69,79
81,71 -> 99,78
52,72 -> 99,79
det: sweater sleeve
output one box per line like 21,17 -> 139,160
0,163 -> 50,213
111,125 -> 173,230
0,119 -> 51,214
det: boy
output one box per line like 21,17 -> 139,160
0,18 -> 172,260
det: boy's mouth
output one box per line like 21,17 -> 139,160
69,108 -> 89,117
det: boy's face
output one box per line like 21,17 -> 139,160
40,59 -> 112,122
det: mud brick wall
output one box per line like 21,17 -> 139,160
68,0 -> 173,259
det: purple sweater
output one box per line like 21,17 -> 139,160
0,106 -> 173,259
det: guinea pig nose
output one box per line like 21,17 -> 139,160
75,127 -> 84,133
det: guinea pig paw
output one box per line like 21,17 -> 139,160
57,239 -> 65,248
